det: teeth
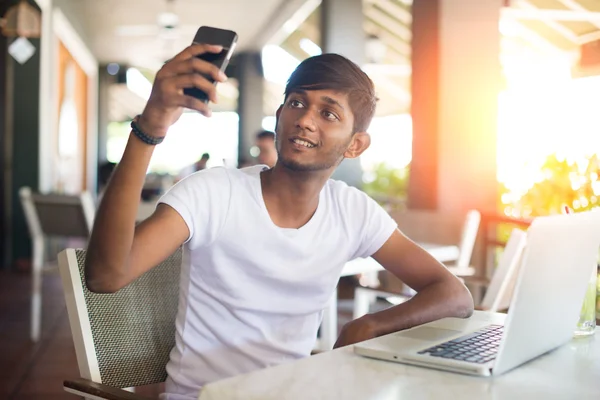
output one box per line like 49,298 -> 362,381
293,139 -> 315,148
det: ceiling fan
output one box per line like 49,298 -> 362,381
114,0 -> 197,40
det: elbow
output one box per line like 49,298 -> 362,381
455,282 -> 475,319
84,257 -> 126,294
85,278 -> 120,294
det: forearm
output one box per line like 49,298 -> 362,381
366,278 -> 474,337
85,134 -> 154,292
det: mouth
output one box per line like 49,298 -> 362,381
289,137 -> 317,149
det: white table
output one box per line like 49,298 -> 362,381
198,311 -> 600,399
318,243 -> 460,351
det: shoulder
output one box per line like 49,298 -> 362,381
175,166 -> 232,190
324,178 -> 374,208
162,167 -> 233,204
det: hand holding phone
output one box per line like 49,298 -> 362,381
183,26 -> 238,103
137,27 -> 237,138
138,44 -> 227,137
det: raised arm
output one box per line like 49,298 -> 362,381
85,44 -> 227,293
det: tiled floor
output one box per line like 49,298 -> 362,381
0,270 -> 162,399
0,270 -> 365,399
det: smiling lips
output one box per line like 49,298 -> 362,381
291,138 -> 317,148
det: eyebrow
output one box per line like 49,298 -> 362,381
292,89 -> 345,111
321,96 -> 345,111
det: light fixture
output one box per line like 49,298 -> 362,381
1,0 -> 41,38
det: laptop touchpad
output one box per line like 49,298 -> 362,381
395,326 -> 462,342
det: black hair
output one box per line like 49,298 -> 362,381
284,53 -> 377,133
256,130 -> 275,140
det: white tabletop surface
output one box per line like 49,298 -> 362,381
198,311 -> 600,400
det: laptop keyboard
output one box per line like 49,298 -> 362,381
417,324 -> 504,364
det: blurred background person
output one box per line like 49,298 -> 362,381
178,152 -> 210,180
255,130 -> 277,168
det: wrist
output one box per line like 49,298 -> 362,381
131,115 -> 166,146
357,313 -> 383,337
137,113 -> 168,138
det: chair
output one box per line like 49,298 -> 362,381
470,228 -> 527,312
19,187 -> 96,341
352,209 -> 481,319
353,228 -> 527,319
445,209 -> 481,276
58,248 -> 182,400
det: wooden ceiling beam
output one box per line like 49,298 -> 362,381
364,4 -> 411,42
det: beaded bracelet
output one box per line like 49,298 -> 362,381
131,115 -> 166,145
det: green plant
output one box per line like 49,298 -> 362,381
362,162 -> 409,205
503,154 -> 600,217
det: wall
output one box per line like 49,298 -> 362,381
0,32 -> 6,267
2,0 -> 97,267
10,39 -> 41,266
53,0 -> 92,47
56,40 -> 89,193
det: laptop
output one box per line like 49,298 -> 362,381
354,210 -> 600,376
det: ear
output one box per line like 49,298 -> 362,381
343,132 -> 371,159
274,105 -> 283,133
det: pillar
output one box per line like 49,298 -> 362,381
321,0 -> 365,188
409,0 -> 501,214
235,52 -> 264,166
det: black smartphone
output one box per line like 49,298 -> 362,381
183,26 -> 238,103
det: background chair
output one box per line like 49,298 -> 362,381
445,209 -> 481,276
58,248 -> 182,400
470,228 -> 527,312
19,187 -> 95,341
353,228 -> 527,319
352,209 -> 481,319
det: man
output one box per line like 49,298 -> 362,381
177,152 -> 210,180
85,44 -> 473,399
255,130 -> 277,167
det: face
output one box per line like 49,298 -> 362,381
256,138 -> 277,167
275,89 -> 370,173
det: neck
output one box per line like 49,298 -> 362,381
260,163 -> 333,229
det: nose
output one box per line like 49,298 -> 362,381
295,108 -> 317,132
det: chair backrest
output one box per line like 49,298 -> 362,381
389,208 -> 481,267
59,248 -> 181,388
389,209 -> 464,246
455,210 -> 481,269
19,187 -> 95,239
480,228 -> 527,312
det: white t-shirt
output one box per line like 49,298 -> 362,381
158,165 -> 397,399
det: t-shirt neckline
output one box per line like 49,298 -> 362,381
253,166 -> 323,232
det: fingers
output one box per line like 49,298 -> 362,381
176,95 -> 213,117
146,44 -> 226,118
170,74 -> 218,103
171,43 -> 223,63
168,56 -> 227,84
152,74 -> 215,115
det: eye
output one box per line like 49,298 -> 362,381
289,99 -> 304,108
323,110 -> 339,121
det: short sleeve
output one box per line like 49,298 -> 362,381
158,167 -> 231,249
342,186 -> 398,260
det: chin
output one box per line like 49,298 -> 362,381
280,156 -> 334,172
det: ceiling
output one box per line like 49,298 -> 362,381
290,0 -> 600,117
97,0 -> 600,120
80,0 -> 290,70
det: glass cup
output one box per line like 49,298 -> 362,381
596,267 -> 600,322
574,267 -> 597,337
